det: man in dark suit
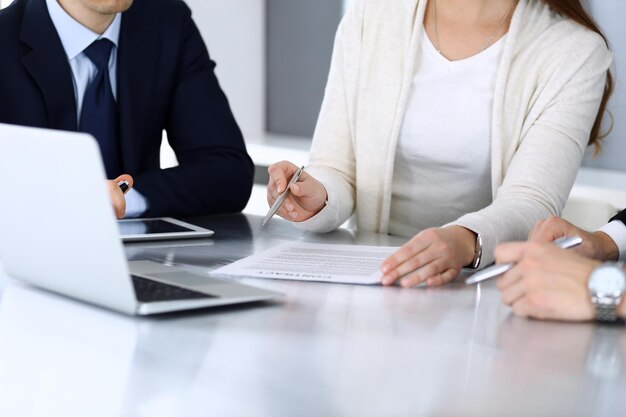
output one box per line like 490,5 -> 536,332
494,212 -> 626,323
0,0 -> 254,218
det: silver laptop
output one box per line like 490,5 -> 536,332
0,123 -> 282,315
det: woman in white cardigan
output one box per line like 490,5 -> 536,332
267,0 -> 613,288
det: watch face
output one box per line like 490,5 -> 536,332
590,265 -> 626,297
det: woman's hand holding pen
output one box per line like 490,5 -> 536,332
380,226 -> 477,287
107,174 -> 133,219
267,161 -> 328,222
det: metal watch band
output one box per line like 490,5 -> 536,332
594,301 -> 619,322
469,233 -> 483,269
590,262 -> 626,323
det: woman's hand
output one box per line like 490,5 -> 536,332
267,161 -> 328,222
529,216 -> 618,261
107,174 -> 133,219
380,226 -> 476,287
495,241 -> 599,321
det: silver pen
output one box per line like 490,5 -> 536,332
262,166 -> 305,226
464,235 -> 584,285
117,180 -> 130,194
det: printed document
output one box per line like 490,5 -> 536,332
210,242 -> 400,284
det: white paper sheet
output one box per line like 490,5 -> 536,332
210,242 -> 400,285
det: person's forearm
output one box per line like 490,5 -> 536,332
447,226 -> 476,267
593,231 -> 619,261
135,153 -> 253,217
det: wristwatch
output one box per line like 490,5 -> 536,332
469,232 -> 483,269
588,262 -> 626,322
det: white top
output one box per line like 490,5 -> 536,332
46,0 -> 147,217
388,30 -> 504,237
295,0 -> 613,266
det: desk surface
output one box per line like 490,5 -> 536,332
0,214 -> 624,417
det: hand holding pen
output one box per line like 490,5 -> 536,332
264,161 -> 328,225
108,174 -> 133,219
493,237 -> 605,321
465,236 -> 583,285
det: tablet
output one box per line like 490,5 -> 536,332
117,217 -> 214,242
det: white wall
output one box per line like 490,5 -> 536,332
343,0 -> 353,13
184,0 -> 265,139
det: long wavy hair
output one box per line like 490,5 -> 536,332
541,0 -> 614,152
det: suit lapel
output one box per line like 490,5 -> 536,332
117,3 -> 155,174
19,0 -> 77,131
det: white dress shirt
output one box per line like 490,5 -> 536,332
46,0 -> 148,217
598,221 -> 626,261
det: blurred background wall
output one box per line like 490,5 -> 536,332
0,0 -> 623,171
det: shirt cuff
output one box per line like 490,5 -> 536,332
597,221 -> 626,262
124,188 -> 149,218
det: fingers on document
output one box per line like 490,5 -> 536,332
382,251 -> 435,286
425,269 -> 458,287
397,259 -> 446,288
381,234 -> 463,287
380,239 -> 431,286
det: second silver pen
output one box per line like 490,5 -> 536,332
465,235 -> 583,285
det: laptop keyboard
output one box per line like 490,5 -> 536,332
131,275 -> 216,303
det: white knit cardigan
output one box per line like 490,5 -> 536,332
297,0 -> 613,266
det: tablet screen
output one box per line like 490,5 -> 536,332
118,219 -> 192,236
117,218 -> 214,242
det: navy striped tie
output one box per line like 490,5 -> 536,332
79,39 -> 122,179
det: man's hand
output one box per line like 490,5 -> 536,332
495,241 -> 600,322
529,216 -> 618,261
107,174 -> 133,219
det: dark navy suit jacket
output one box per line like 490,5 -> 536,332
0,0 -> 254,217
611,210 -> 626,225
